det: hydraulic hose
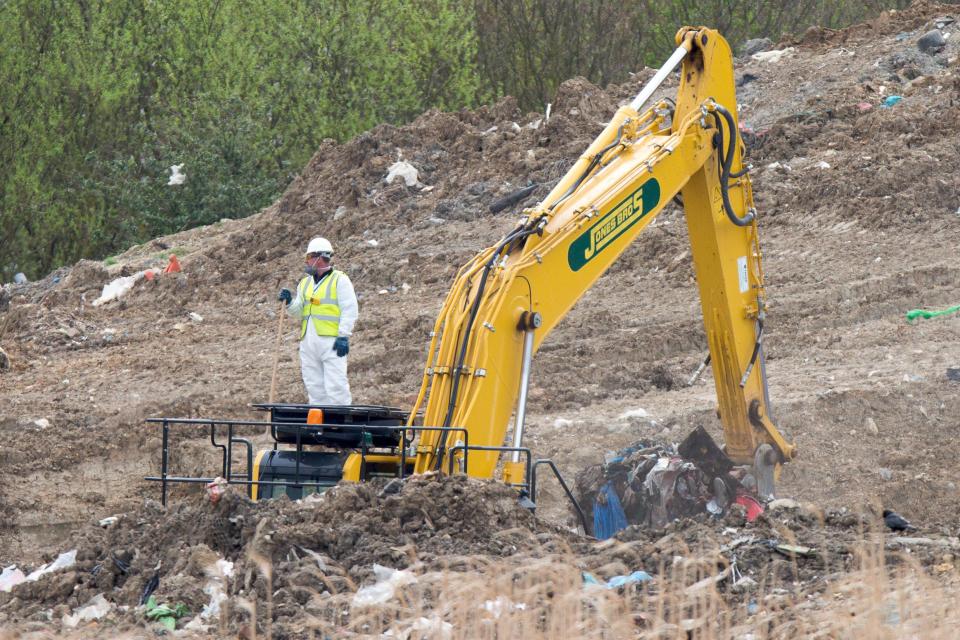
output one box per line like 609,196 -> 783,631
711,105 -> 755,227
739,316 -> 764,388
432,223 -> 539,470
547,124 -> 626,212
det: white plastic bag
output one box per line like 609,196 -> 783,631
352,564 -> 417,607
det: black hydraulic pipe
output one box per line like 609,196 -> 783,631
489,184 -> 538,214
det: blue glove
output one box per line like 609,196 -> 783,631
333,336 -> 349,357
278,288 -> 292,305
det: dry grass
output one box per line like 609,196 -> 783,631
232,533 -> 960,639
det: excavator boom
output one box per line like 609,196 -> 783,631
406,27 -> 795,487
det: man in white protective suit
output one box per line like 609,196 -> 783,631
278,237 -> 358,405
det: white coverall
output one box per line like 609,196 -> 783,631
286,270 -> 358,405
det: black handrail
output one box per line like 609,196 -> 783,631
531,458 -> 590,534
145,418 -> 469,505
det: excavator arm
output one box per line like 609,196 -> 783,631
404,27 -> 796,491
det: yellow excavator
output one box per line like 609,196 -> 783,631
148,26 -> 795,514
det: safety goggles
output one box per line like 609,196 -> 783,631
306,252 -> 333,260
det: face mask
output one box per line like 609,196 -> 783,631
304,264 -> 318,276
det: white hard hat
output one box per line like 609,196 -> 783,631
306,237 -> 333,255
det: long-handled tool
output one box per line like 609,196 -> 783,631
269,301 -> 286,403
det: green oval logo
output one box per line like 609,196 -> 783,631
567,178 -> 661,271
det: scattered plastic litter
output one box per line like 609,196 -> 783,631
98,516 -> 119,528
140,564 -> 161,605
13,272 -> 27,284
906,304 -> 960,322
607,571 -> 655,588
617,408 -> 649,420
881,95 -> 903,108
593,482 -> 628,540
856,102 -> 873,112
167,164 -> 186,186
188,551 -> 231,621
352,564 -> 417,607
206,477 -> 227,504
92,272 -> 147,306
735,494 -> 764,522
751,47 -> 795,63
163,254 -> 182,274
772,542 -> 816,558
144,596 -> 189,631
385,161 -> 421,187
384,615 -> 452,639
25,549 -> 77,582
917,29 -> 947,54
481,596 -> 527,619
947,368 -> 960,382
63,593 -> 113,627
366,239 -> 380,247
0,566 -> 26,592
583,570 -> 653,589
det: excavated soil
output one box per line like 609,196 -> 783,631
1,1 -> 960,636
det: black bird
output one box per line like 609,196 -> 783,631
883,509 -> 917,532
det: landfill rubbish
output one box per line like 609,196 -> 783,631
881,95 -> 903,108
63,593 -> 113,627
576,427 -> 765,538
144,596 -> 189,631
92,272 -> 148,306
751,47 -> 795,63
13,272 -> 27,284
139,565 -> 161,605
917,29 -> 947,53
0,566 -> 26,592
772,543 -> 816,558
583,570 -> 654,589
385,161 -> 421,188
489,183 -> 538,214
168,164 -> 186,186
205,477 -> 228,504
352,564 -> 418,607
384,615 -> 453,640
26,549 -> 77,582
592,483 -> 628,540
906,304 -> 960,322
481,596 -> 527,619
162,254 -> 182,274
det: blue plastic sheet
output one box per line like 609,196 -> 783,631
582,570 -> 654,589
593,482 -> 629,540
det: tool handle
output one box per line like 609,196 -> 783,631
269,302 -> 285,403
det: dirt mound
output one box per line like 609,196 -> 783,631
4,473 -> 957,637
0,475 -> 561,632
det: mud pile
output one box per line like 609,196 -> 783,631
3,473 -> 957,637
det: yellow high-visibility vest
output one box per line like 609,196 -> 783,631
298,271 -> 342,339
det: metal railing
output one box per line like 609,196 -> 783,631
144,417 -> 589,534
144,417 -> 468,505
